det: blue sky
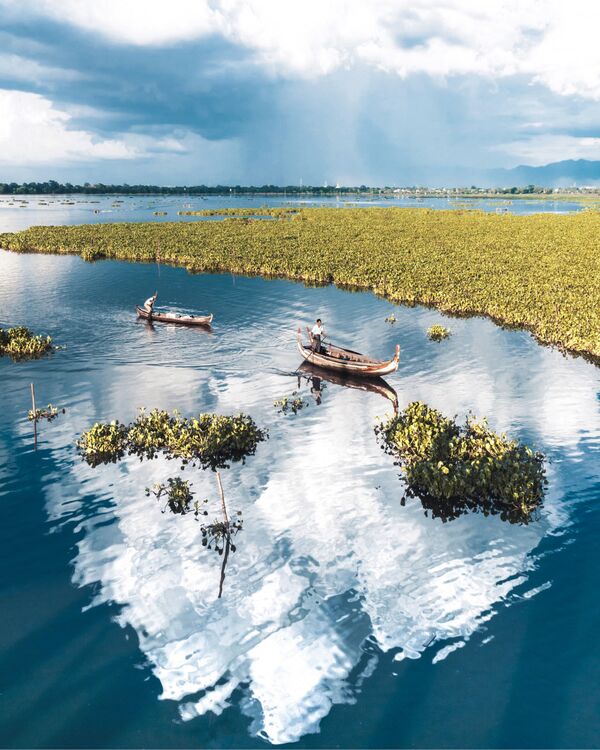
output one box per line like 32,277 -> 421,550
0,0 -> 599,185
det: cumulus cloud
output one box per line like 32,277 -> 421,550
3,0 -> 600,99
1,0 -> 219,46
0,89 -> 137,164
0,89 -> 198,165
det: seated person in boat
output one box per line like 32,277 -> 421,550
144,292 -> 158,315
311,318 -> 326,353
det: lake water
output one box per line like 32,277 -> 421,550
0,192 -> 591,232
0,242 -> 599,748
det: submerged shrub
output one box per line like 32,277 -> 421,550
375,401 -> 547,524
0,326 -> 53,360
427,324 -> 451,341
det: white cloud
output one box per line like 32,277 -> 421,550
496,134 -> 600,166
0,89 -> 231,167
3,0 -> 220,46
3,0 -> 600,98
0,89 -> 137,164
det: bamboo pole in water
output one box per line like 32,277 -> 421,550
215,470 -> 229,525
30,382 -> 37,448
215,470 -> 230,599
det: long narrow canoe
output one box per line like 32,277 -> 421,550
296,327 -> 399,377
136,306 -> 213,326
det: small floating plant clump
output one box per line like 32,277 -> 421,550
274,392 -> 309,415
427,324 -> 451,341
385,313 -> 397,324
146,477 -> 199,515
201,513 -> 244,554
0,326 -> 54,360
375,401 -> 547,524
28,404 -> 64,422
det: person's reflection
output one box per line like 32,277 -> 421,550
310,375 -> 323,405
297,371 -> 324,405
141,319 -> 157,338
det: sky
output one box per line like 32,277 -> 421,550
0,0 -> 599,186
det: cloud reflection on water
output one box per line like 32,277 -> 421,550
46,361 -> 573,744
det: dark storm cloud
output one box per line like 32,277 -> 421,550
0,16 -> 275,141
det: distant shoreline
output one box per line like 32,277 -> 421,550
1,182 -> 599,199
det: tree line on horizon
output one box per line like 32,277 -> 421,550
0,181 -> 389,196
0,180 -> 561,196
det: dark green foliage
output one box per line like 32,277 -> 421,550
375,401 -> 547,524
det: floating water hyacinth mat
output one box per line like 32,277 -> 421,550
77,409 -> 267,469
375,401 -> 547,524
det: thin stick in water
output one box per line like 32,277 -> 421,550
30,382 -> 37,448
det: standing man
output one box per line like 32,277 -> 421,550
311,318 -> 326,353
144,291 -> 158,317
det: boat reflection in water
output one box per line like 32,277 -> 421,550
296,361 -> 399,413
138,317 -> 214,337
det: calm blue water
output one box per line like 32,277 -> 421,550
0,246 -> 599,748
0,193 -> 590,232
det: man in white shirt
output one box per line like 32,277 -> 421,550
144,291 -> 158,316
311,318 -> 326,353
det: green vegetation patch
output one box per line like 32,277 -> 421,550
0,326 -> 53,360
28,404 -> 64,422
375,401 -> 546,524
146,477 -> 197,515
77,409 -> 267,469
274,392 -> 309,415
427,324 -> 451,341
3,207 -> 600,358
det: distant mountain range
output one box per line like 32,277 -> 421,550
491,159 -> 600,188
402,159 -> 600,189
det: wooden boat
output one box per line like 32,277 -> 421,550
297,361 -> 398,411
297,327 -> 399,377
136,305 -> 213,326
